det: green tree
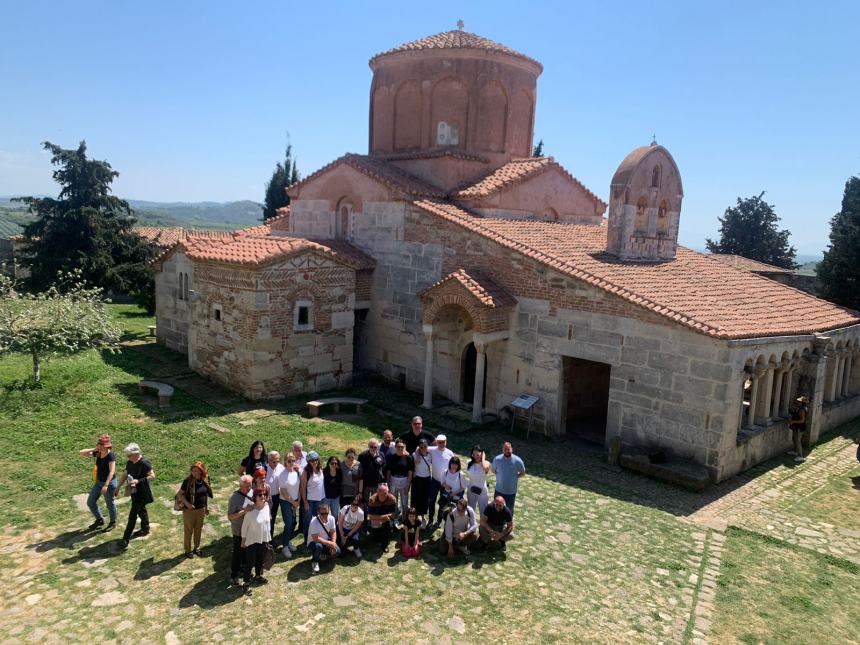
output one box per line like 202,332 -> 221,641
0,270 -> 120,383
532,139 -> 544,157
816,176 -> 860,309
14,141 -> 156,307
705,192 -> 797,269
263,141 -> 300,220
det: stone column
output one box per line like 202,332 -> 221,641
826,353 -> 839,402
755,362 -> 775,426
779,364 -> 794,417
421,328 -> 434,409
746,366 -> 764,428
840,353 -> 852,397
471,341 -> 487,423
771,365 -> 785,419
835,353 -> 846,398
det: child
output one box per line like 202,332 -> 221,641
400,507 -> 422,557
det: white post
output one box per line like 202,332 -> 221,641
422,329 -> 434,409
471,342 -> 486,423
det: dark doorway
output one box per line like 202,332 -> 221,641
563,356 -> 611,443
352,309 -> 369,378
462,342 -> 487,405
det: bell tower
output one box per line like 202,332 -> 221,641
606,143 -> 683,262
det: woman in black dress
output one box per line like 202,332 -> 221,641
118,443 -> 155,548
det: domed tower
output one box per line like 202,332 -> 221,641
368,27 -> 543,168
606,143 -> 684,262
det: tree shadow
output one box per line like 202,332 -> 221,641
28,528 -> 100,553
177,536 -> 244,609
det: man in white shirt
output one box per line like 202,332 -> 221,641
307,503 -> 339,574
428,434 -> 453,528
277,453 -> 301,557
290,440 -> 308,471
337,495 -> 365,559
438,497 -> 477,558
265,451 -> 285,542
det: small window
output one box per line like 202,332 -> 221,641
657,200 -> 669,235
297,306 -> 309,326
651,165 -> 661,188
293,299 -> 313,331
183,273 -> 191,300
213,304 -> 222,322
177,271 -> 184,301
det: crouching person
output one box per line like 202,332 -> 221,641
438,497 -> 477,558
338,495 -> 364,559
479,495 -> 514,552
308,503 -> 339,574
367,483 -> 399,552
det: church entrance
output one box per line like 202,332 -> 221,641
462,342 -> 487,405
562,356 -> 611,443
352,309 -> 369,378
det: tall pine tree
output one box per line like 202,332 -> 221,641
816,176 -> 860,310
14,141 -> 155,306
705,192 -> 797,269
263,142 -> 299,220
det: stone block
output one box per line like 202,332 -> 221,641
537,318 -> 567,338
625,336 -> 662,351
689,360 -> 734,382
647,351 -> 689,374
331,311 -> 354,330
621,347 -> 648,366
610,390 -> 656,410
672,376 -> 714,398
661,402 -> 706,427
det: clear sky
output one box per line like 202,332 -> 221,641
2,1 -> 858,255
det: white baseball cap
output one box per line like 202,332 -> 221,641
436,434 -> 447,442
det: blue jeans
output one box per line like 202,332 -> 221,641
493,490 -> 517,516
302,499 -> 322,539
279,498 -> 297,546
428,479 -> 442,523
309,540 -> 340,563
339,527 -> 362,550
322,497 -> 340,520
87,479 -> 118,523
269,494 -> 280,537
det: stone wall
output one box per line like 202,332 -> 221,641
155,251 -> 194,353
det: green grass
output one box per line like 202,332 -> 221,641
786,462 -> 860,531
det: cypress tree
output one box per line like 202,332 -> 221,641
817,176 -> 860,309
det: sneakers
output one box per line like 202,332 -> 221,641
118,539 -> 129,550
185,551 -> 193,559
193,548 -> 203,557
354,547 -> 363,559
229,577 -> 240,587
135,528 -> 150,538
794,456 -> 806,463
87,519 -> 104,531
104,521 -> 116,532
459,545 -> 471,555
311,562 -> 320,574
282,545 -> 293,559
243,583 -> 252,596
254,575 -> 268,584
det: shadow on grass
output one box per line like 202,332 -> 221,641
177,536 -> 246,608
135,552 -> 187,581
61,537 -> 127,565
852,475 -> 860,490
29,528 -> 100,553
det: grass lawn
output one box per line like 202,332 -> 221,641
0,304 -> 858,644
786,462 -> 860,532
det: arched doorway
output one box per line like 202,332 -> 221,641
462,342 -> 487,405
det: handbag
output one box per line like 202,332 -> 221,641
92,464 -> 99,483
173,490 -> 184,512
262,543 -> 275,570
470,485 -> 483,495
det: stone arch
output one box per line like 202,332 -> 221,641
634,196 -> 648,233
509,89 -> 534,157
657,199 -> 670,235
370,84 -> 393,153
335,196 -> 354,239
476,81 -> 508,153
431,77 -> 468,147
651,164 -> 661,188
423,294 -> 489,333
543,207 -> 559,222
394,81 -> 422,151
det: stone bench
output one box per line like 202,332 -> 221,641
306,397 -> 368,417
147,325 -> 156,337
138,380 -> 174,408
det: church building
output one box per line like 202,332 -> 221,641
154,28 -> 860,482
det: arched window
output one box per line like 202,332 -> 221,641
544,208 -> 559,222
651,165 -> 661,188
657,200 -> 669,235
634,196 -> 648,233
336,199 -> 353,239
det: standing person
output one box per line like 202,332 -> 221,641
240,488 -> 272,594
300,452 -> 325,539
367,483 -> 399,552
227,475 -> 254,586
788,396 -> 809,463
307,503 -> 339,574
117,443 -> 155,549
411,439 -> 433,526
277,453 -> 301,557
337,495 -> 364,559
379,429 -> 396,459
479,495 -> 514,552
265,451 -> 284,540
340,448 -> 362,509
399,415 -> 435,454
322,456 -> 343,519
290,441 -> 308,471
357,439 -> 387,502
466,446 -> 490,514
252,468 -> 271,501
239,440 -> 267,477
438,456 -> 466,524
438,497 -> 477,558
386,438 -> 414,516
79,434 -> 118,531
178,461 -> 213,557
400,507 -> 422,557
491,442 -> 526,515
427,434 -> 453,528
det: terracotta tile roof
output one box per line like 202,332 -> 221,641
135,226 -> 233,248
381,148 -> 490,164
412,199 -> 860,339
288,154 -> 447,200
454,157 -> 607,208
370,30 -> 542,71
181,234 -> 375,270
232,208 -> 291,237
418,268 -> 516,308
708,254 -> 794,275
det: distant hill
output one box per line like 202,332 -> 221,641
0,197 -> 264,236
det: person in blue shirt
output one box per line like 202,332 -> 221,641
490,442 -> 526,514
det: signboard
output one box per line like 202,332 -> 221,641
511,394 -> 539,410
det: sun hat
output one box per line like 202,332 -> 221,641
97,434 -> 112,448
308,451 -> 320,461
436,434 -> 447,442
124,443 -> 141,456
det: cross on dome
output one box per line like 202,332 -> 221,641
457,19 -> 464,31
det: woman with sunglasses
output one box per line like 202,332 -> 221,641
466,445 -> 491,514
337,494 -> 365,558
300,451 -> 325,540
322,455 -> 343,518
240,488 -> 272,594
178,460 -> 213,557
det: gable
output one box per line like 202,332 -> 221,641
481,166 -> 606,220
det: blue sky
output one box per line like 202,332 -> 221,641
2,1 -> 858,255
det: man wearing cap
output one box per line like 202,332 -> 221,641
117,443 -> 155,549
79,434 -> 118,531
428,434 -> 454,529
788,396 -> 809,463
358,439 -> 387,503
491,442 -> 526,515
399,415 -> 435,454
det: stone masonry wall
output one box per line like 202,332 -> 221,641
155,251 -> 194,353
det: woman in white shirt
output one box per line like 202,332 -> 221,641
337,495 -> 365,559
466,445 -> 491,514
300,451 -> 325,540
240,489 -> 272,594
439,456 -> 466,522
277,453 -> 301,557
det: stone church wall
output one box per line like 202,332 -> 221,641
154,251 -> 194,353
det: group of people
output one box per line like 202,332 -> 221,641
80,416 -> 526,593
